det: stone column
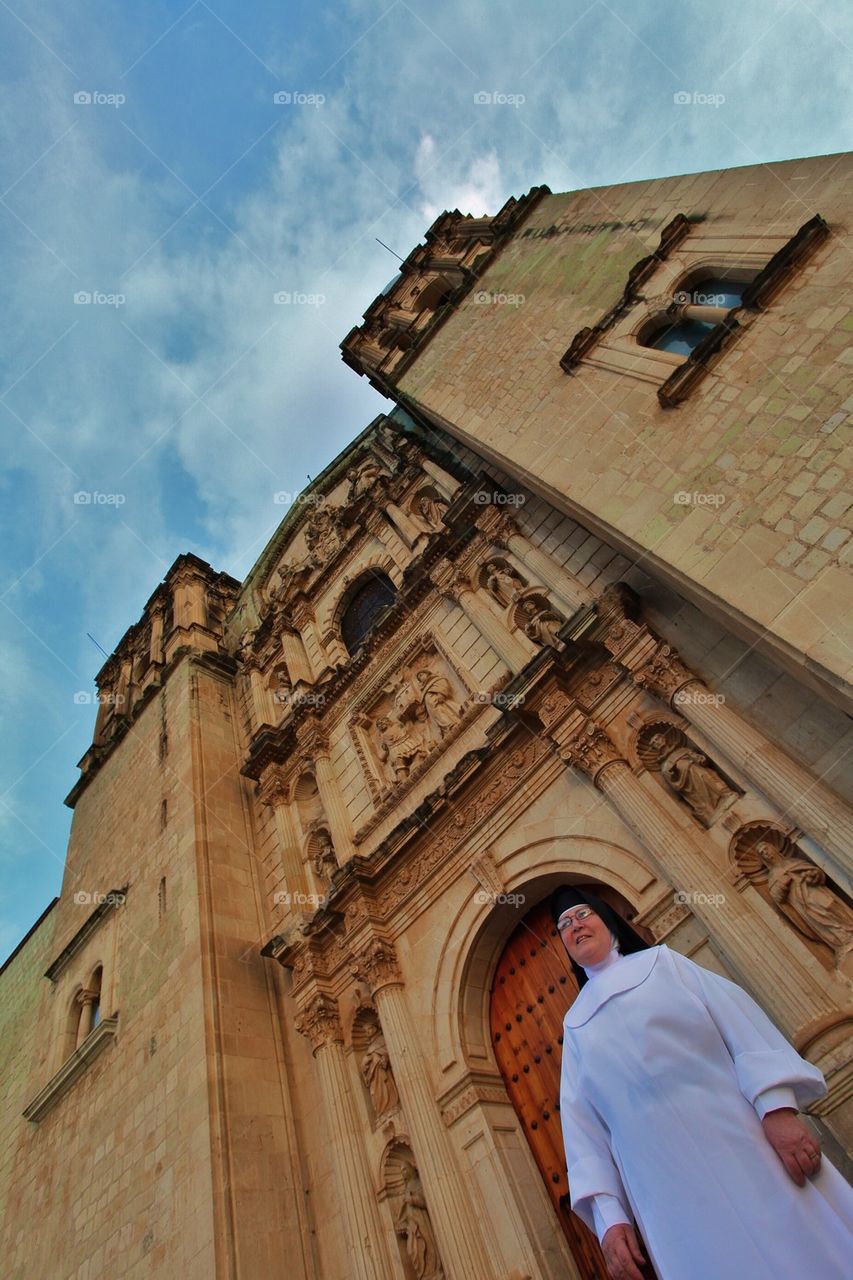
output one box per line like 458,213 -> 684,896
294,992 -> 394,1280
280,625 -> 314,688
384,500 -> 422,548
149,599 -> 165,665
605,612 -> 853,893
354,937 -> 500,1280
431,560 -> 532,671
540,696 -> 841,1038
258,766 -> 311,909
420,457 -> 459,498
479,508 -> 590,614
245,659 -> 274,731
301,732 -> 356,861
75,988 -> 98,1048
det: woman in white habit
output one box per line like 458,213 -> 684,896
552,885 -> 853,1279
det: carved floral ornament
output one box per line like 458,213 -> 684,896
633,643 -> 698,704
559,719 -> 625,781
352,937 -> 402,995
293,991 -> 344,1051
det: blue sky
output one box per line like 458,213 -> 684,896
1,0 -> 851,963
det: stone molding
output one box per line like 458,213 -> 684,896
23,1015 -> 119,1122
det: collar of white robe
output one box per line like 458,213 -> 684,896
564,946 -> 663,1027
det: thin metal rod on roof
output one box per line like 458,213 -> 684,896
375,238 -> 404,262
87,633 -> 110,658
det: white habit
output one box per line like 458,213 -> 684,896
559,944 -> 853,1278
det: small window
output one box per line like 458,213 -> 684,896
340,572 -> 397,654
643,276 -> 749,357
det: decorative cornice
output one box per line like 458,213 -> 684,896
45,887 -> 128,982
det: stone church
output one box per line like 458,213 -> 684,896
2,153 -> 852,1279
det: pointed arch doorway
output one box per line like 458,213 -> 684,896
488,890 -> 656,1280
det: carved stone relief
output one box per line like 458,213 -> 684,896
513,594 -> 564,648
638,722 -> 739,826
731,824 -> 853,972
408,489 -> 449,534
482,558 -> 527,608
383,1146 -> 446,1280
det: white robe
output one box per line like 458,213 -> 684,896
559,944 -> 853,1278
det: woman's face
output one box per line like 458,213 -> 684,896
557,905 -> 615,967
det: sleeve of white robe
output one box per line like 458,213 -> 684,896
559,1028 -> 633,1238
668,948 -> 828,1114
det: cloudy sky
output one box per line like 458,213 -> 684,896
1,0 -> 851,962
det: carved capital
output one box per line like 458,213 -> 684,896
294,992 -> 344,1052
538,690 -> 576,730
352,937 -> 402,996
474,506 -> 519,546
633,643 -> 697,705
257,765 -> 289,808
296,722 -> 331,760
429,559 -> 472,601
559,718 -> 626,783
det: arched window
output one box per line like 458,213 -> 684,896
642,275 -> 749,357
340,572 -> 397,655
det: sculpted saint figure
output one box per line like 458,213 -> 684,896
311,830 -> 338,882
756,840 -> 853,969
348,457 -> 387,501
415,669 -> 460,743
360,1028 -> 398,1117
485,560 -> 526,608
518,597 -> 564,648
376,714 -> 426,783
395,1168 -> 444,1280
410,492 -> 449,533
649,732 -> 737,825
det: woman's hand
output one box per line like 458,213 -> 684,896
761,1107 -> 822,1186
601,1223 -> 646,1280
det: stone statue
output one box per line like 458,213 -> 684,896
518,597 -> 564,648
396,1168 -> 444,1280
410,492 -> 449,534
376,714 -> 426,783
649,733 -> 737,825
305,507 -> 342,568
756,840 -> 853,969
414,669 -> 460,743
360,1028 -> 398,1117
485,560 -> 526,608
311,830 -> 338,882
348,457 -> 387,502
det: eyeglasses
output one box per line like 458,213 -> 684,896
557,907 -> 596,930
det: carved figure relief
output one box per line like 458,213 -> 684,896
305,506 -> 343,569
516,595 -> 564,648
359,1026 -> 399,1119
409,490 -> 449,534
733,827 -> 853,970
484,559 -> 526,608
347,456 -> 389,502
645,727 -> 738,826
376,714 -> 427,783
310,829 -> 338,883
395,1165 -> 445,1280
414,669 -> 460,744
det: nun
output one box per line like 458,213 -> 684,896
552,885 -> 853,1280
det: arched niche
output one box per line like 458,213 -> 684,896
431,834 -> 659,1076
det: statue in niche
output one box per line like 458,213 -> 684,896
376,714 -> 427,783
485,560 -> 526,608
414,669 -> 460,744
347,456 -> 388,502
396,1166 -> 445,1280
756,839 -> 853,969
410,492 -> 449,534
517,597 -> 564,648
360,1026 -> 398,1117
648,732 -> 738,826
311,830 -> 338,883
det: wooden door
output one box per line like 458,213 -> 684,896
489,897 -> 607,1277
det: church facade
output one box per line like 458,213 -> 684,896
1,154 -> 852,1279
